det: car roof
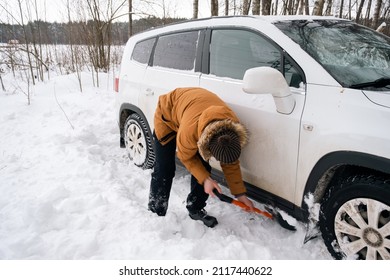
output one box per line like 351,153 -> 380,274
124,15 -> 343,88
130,15 -> 348,40
151,15 -> 346,29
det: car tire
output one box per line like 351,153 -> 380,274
123,113 -> 155,169
319,174 -> 390,260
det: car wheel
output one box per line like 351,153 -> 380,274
123,113 -> 155,169
319,175 -> 390,260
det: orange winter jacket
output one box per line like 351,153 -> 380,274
154,87 -> 247,195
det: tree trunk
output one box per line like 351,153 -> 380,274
348,0 -> 352,19
128,0 -> 133,37
243,0 -> 251,15
338,0 -> 344,17
294,0 -> 300,14
274,0 -> 279,15
0,72 -> 5,91
253,0 -> 260,15
287,0 -> 294,15
297,0 -> 305,14
356,0 -> 366,22
262,0 -> 272,15
372,0 -> 383,28
33,0 -> 44,82
211,0 -> 219,16
17,0 -> 35,86
364,0 -> 373,26
312,0 -> 325,15
324,0 -> 333,15
193,0 -> 199,19
67,0 -> 82,92
305,0 -> 310,14
225,0 -> 229,15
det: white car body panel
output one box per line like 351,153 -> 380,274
199,74 -> 305,202
296,85 -> 390,205
140,67 -> 201,130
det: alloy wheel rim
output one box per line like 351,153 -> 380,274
125,122 -> 147,165
334,198 -> 390,260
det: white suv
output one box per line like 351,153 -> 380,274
115,15 -> 390,260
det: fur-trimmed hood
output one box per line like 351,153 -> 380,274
198,119 -> 248,162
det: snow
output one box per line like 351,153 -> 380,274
0,71 -> 332,260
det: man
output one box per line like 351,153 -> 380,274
148,87 -> 254,227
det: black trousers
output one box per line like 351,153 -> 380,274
148,132 -> 211,216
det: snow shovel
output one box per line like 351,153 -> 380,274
213,190 -> 296,231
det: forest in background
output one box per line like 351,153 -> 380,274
0,17 -> 185,45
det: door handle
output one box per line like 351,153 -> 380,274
303,124 -> 314,131
145,88 -> 154,96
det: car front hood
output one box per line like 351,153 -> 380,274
363,90 -> 390,109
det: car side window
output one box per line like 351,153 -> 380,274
209,29 -> 303,88
132,38 -> 156,64
210,29 -> 280,80
285,57 -> 304,88
153,31 -> 199,71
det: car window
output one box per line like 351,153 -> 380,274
275,20 -> 390,91
132,38 -> 156,64
209,29 -> 303,87
209,29 -> 280,80
153,31 -> 199,71
285,57 -> 304,89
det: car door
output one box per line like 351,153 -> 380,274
200,28 -> 306,205
139,30 -> 203,130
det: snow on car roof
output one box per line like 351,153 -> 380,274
135,15 -> 348,37
252,15 -> 348,23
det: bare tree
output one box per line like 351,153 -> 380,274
225,0 -> 229,15
30,0 -> 47,82
356,0 -> 366,22
66,0 -> 83,92
193,0 -> 199,18
262,0 -> 272,14
338,0 -> 345,17
72,0 -> 127,86
364,0 -> 373,25
0,67 -> 5,91
253,0 -> 260,14
324,0 -> 333,15
347,0 -> 354,19
274,0 -> 280,15
312,0 -> 325,15
373,0 -> 383,28
211,0 -> 219,16
129,0 -> 133,36
304,0 -> 310,14
294,0 -> 300,14
17,0 -> 35,86
243,0 -> 251,14
297,0 -> 305,14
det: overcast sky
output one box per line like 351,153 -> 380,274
0,0 -> 213,23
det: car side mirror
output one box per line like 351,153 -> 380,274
243,67 -> 296,115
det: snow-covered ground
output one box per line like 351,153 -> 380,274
0,71 -> 332,260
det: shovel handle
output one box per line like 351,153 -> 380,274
232,200 -> 274,219
213,190 -> 273,219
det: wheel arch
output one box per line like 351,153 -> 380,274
301,151 -> 390,218
119,103 -> 152,148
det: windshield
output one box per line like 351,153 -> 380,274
274,20 -> 390,91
